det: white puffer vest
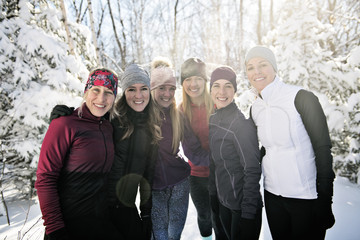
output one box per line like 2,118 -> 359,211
252,77 -> 317,199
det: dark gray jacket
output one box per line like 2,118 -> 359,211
209,102 -> 262,219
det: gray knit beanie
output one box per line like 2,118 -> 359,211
120,64 -> 150,91
245,46 -> 277,72
180,58 -> 207,85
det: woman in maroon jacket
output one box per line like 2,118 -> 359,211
35,68 -> 122,240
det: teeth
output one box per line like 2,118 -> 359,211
254,77 -> 264,81
134,101 -> 143,104
190,89 -> 198,92
217,97 -> 227,101
95,104 -> 105,108
162,98 -> 170,102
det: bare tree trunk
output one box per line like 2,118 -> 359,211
327,0 -> 337,53
116,1 -> 127,66
96,1 -> 107,39
1,159 -> 10,225
172,0 -> 179,66
257,0 -> 262,44
60,0 -> 75,55
270,0 -> 274,30
87,0 -> 100,64
239,0 -> 244,70
107,0 -> 126,68
137,0 -> 145,63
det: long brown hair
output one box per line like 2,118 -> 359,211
111,93 -> 162,144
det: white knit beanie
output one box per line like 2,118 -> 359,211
150,57 -> 176,90
245,46 -> 277,72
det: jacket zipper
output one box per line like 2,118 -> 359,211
99,120 -> 108,172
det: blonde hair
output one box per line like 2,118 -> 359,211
151,91 -> 183,154
111,94 -> 162,144
180,81 -> 214,123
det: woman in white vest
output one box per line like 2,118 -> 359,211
245,46 -> 335,240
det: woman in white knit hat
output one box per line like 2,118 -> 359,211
245,46 -> 335,240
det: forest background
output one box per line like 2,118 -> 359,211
0,0 -> 359,220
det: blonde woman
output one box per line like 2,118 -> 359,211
179,58 -> 226,240
36,68 -> 121,239
150,58 -> 209,240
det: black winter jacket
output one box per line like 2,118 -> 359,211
209,102 -> 262,219
107,106 -> 158,217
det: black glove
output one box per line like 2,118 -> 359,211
50,105 -> 74,122
314,196 -> 335,229
240,217 -> 257,240
141,215 -> 152,240
45,227 -> 69,240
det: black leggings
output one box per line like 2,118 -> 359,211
189,176 -> 212,237
219,203 -> 262,240
264,190 -> 326,240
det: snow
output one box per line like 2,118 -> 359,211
0,1 -> 359,239
1,177 -> 359,240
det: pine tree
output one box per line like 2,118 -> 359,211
0,0 -> 97,198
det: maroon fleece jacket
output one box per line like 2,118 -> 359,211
35,104 -> 114,234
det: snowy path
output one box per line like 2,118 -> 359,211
1,177 -> 359,240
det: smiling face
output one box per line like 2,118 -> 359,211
210,79 -> 235,109
182,76 -> 206,102
125,83 -> 150,112
153,85 -> 176,108
85,86 -> 115,117
246,57 -> 276,93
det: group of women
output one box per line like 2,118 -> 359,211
35,46 -> 335,240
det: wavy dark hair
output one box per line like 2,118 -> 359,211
111,93 -> 162,144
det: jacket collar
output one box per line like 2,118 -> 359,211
215,101 -> 237,115
260,76 -> 281,102
127,104 -> 148,123
77,104 -> 104,121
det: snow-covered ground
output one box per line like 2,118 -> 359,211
1,177 -> 359,240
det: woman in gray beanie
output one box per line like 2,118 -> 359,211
245,46 -> 335,240
107,63 -> 162,240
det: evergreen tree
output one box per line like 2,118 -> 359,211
0,0 -> 97,198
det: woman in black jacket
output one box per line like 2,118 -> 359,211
208,66 -> 263,240
107,64 -> 162,240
